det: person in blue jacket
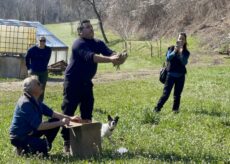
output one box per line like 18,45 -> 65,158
154,32 -> 190,113
25,36 -> 52,102
9,76 -> 80,156
61,19 -> 125,153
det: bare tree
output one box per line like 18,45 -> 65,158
105,0 -> 139,52
0,0 -> 16,19
0,0 -> 96,24
83,0 -> 109,43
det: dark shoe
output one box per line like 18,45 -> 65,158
173,109 -> 179,114
45,138 -> 52,151
14,147 -> 23,156
153,107 -> 161,113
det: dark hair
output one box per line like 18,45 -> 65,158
77,19 -> 91,36
179,32 -> 188,50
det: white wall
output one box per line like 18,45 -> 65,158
48,50 -> 68,65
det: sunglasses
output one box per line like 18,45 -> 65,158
39,40 -> 46,42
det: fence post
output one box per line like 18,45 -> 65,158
160,38 -> 162,56
129,41 -> 131,54
150,43 -> 153,57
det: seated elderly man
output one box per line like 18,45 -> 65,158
9,76 -> 80,156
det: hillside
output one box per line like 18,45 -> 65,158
0,0 -> 229,50
105,0 -> 230,50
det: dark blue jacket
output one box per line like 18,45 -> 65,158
25,45 -> 52,72
9,93 -> 53,139
65,38 -> 113,83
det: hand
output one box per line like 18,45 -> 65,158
179,47 -> 183,54
71,117 -> 92,124
175,46 -> 183,54
110,54 -> 121,65
70,116 -> 82,123
61,118 -> 70,126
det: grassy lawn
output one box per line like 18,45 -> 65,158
0,22 -> 229,163
0,61 -> 229,163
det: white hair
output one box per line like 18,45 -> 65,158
23,76 -> 39,93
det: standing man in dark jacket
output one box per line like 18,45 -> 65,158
154,32 -> 190,113
25,36 -> 52,102
61,19 -> 126,153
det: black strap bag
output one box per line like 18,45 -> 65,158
159,46 -> 174,84
159,62 -> 168,84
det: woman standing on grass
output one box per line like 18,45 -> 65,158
154,32 -> 190,113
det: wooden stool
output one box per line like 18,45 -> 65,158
66,121 -> 102,158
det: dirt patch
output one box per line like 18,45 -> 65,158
0,69 -> 159,91
0,81 -> 23,92
211,58 -> 224,65
93,69 -> 158,83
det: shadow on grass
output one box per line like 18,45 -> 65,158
221,120 -> 230,127
194,109 -> 224,117
94,108 -> 108,115
48,149 -> 221,163
220,116 -> 230,127
223,56 -> 230,59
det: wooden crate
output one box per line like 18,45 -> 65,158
66,121 -> 102,158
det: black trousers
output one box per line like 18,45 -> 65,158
10,118 -> 60,155
61,80 -> 94,144
156,74 -> 185,111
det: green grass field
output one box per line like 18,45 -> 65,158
0,22 -> 229,163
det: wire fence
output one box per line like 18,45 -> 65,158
0,25 -> 36,56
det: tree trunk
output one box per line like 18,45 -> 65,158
98,19 -> 109,43
90,1 -> 109,43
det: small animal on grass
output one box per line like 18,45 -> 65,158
101,115 -> 119,143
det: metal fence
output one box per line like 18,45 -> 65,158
0,25 -> 36,56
